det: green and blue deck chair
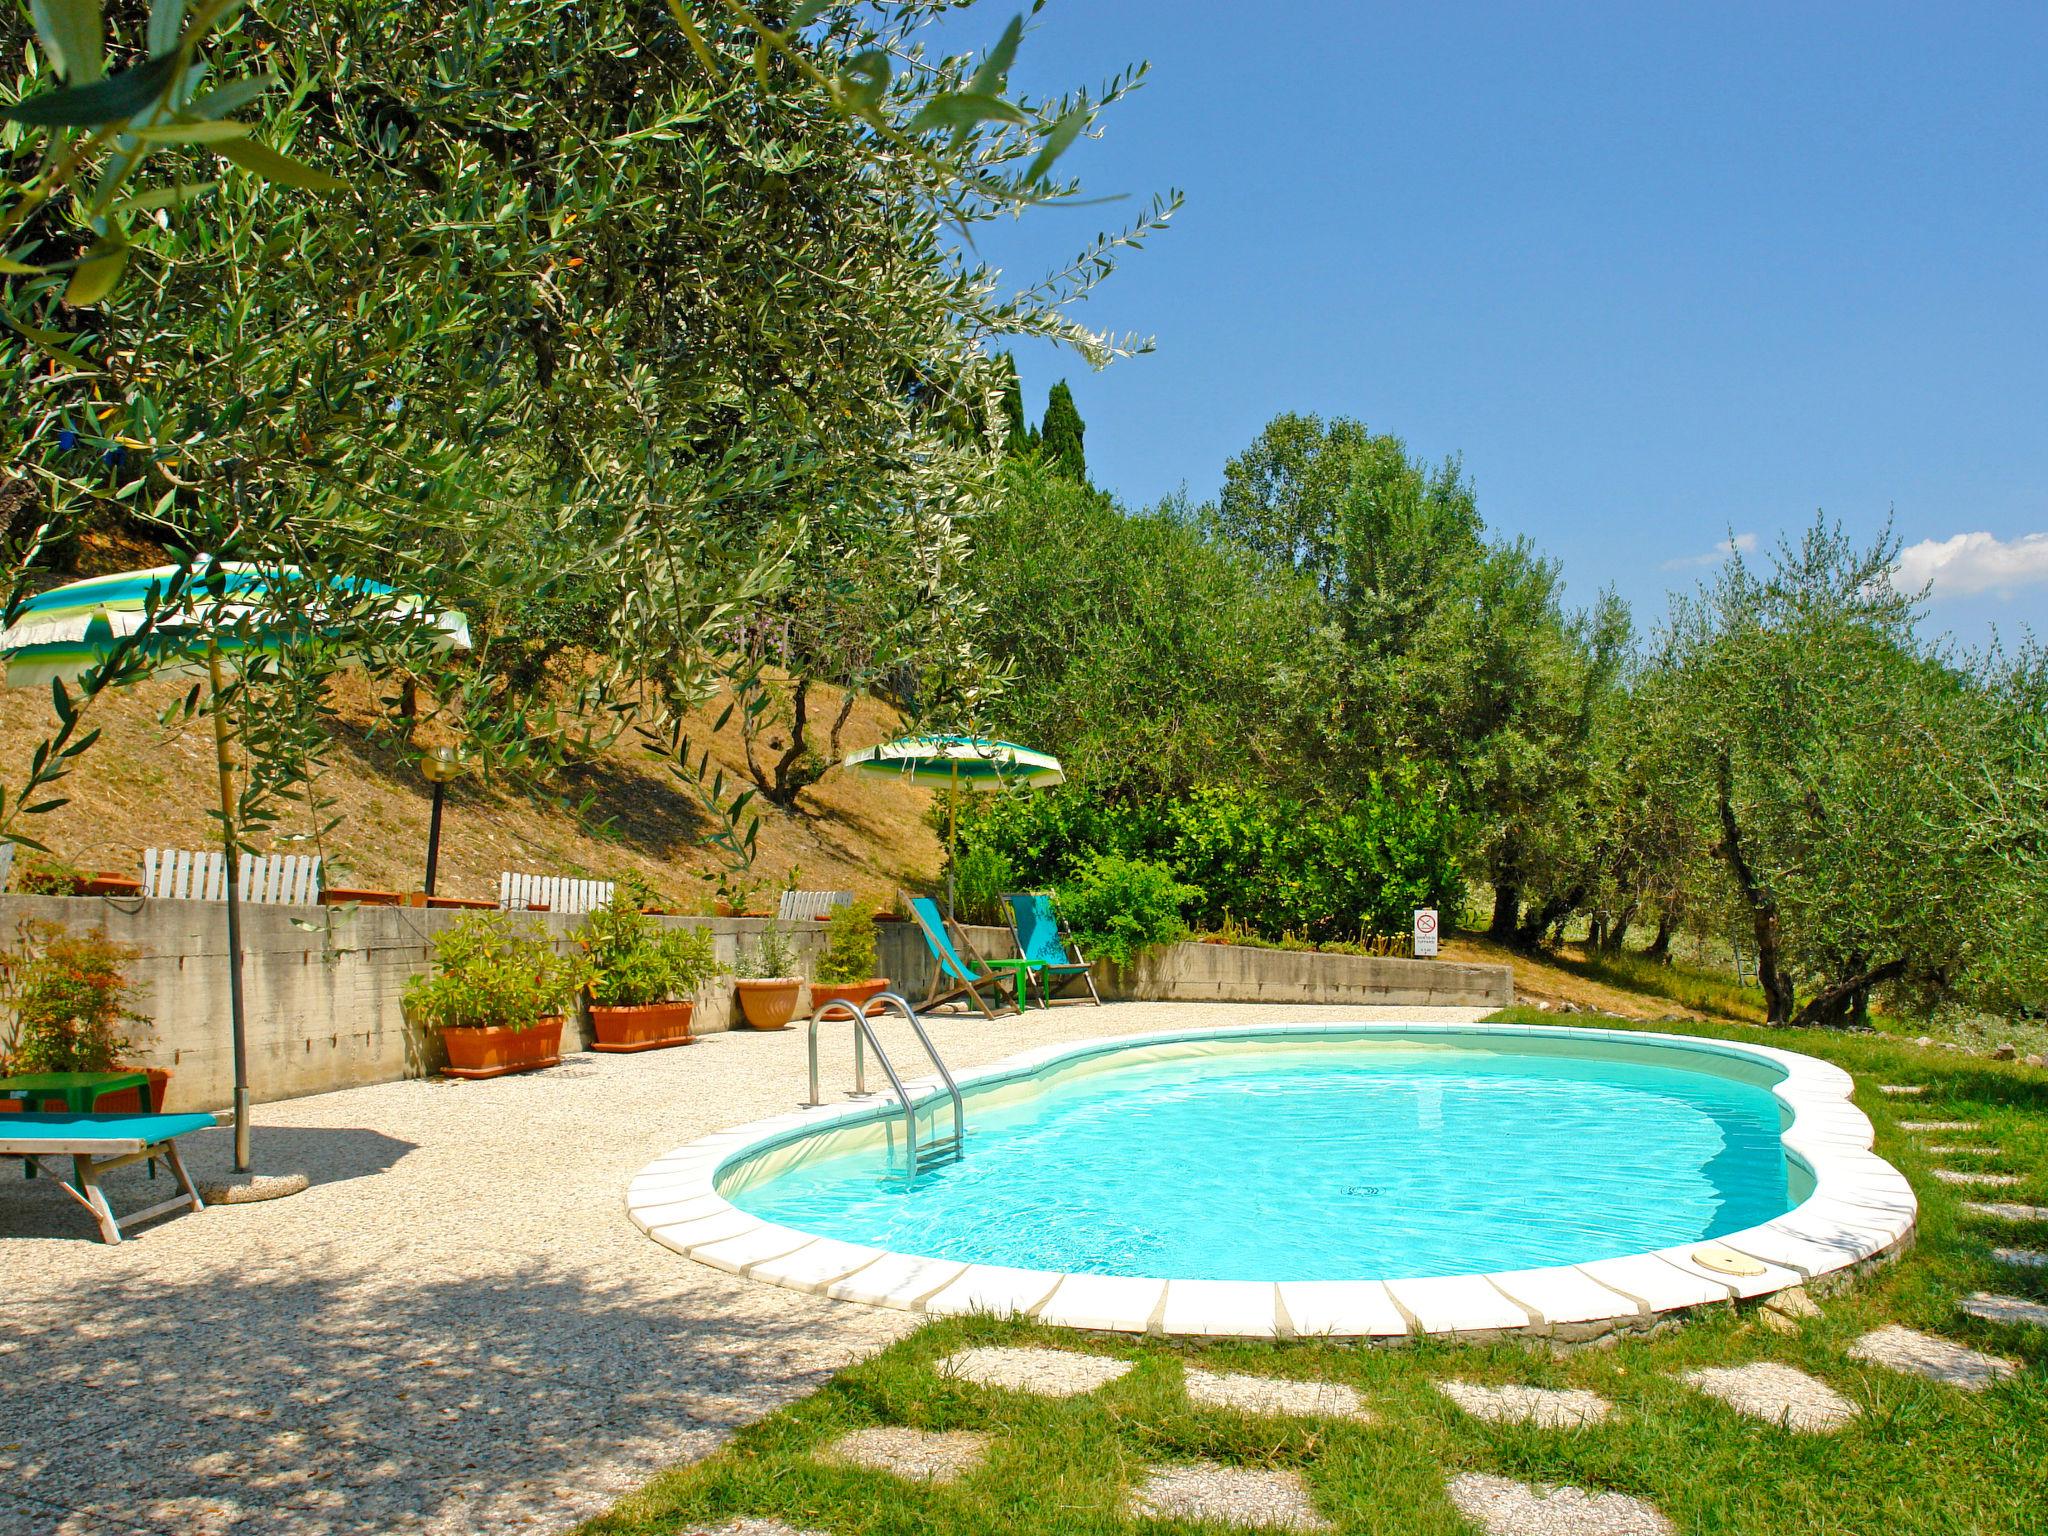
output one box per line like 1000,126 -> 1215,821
1003,891 -> 1103,1007
906,897 -> 1020,1019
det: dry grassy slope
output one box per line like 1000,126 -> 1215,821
0,670 -> 943,909
1441,934 -> 1720,1021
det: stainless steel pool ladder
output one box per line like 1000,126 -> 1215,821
807,991 -> 966,1181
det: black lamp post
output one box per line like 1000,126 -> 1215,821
419,745 -> 463,896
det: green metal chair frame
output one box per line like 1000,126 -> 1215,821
1003,891 -> 1103,1007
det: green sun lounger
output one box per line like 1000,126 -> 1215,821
906,897 -> 1020,1019
0,1110 -> 224,1243
1003,891 -> 1103,1007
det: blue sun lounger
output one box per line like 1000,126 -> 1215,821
0,1110 -> 224,1243
906,897 -> 1020,1018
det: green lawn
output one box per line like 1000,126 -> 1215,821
582,1012 -> 2047,1536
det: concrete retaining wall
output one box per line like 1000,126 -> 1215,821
0,896 -> 1511,1111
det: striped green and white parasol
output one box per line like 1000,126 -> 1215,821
0,562 -> 471,687
844,735 -> 1064,918
1,561 -> 470,1178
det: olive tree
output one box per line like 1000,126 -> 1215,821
0,1 -> 1174,853
1657,520 -> 2041,1024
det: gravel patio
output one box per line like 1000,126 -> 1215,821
0,1001 -> 1485,1536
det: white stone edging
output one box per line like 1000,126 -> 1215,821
623,1022 -> 1916,1340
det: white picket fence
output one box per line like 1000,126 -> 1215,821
498,871 -> 615,915
142,849 -> 323,904
777,889 -> 853,921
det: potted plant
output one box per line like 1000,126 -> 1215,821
706,870 -> 760,919
404,911 -> 584,1079
581,881 -> 725,1052
808,897 -> 889,1016
0,922 -> 165,1111
733,918 -> 804,1030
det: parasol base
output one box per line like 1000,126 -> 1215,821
198,1172 -> 310,1205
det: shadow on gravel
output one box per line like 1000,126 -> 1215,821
0,1126 -> 416,1243
0,1247 -> 865,1536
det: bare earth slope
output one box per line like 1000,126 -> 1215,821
0,670 -> 941,908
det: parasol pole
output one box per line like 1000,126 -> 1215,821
945,760 -> 959,923
205,642 -> 253,1172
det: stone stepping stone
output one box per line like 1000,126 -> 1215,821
1445,1472 -> 1672,1536
1992,1247 -> 2048,1269
1436,1380 -> 1611,1428
1129,1462 -> 1331,1532
1933,1169 -> 2023,1187
1878,1084 -> 1927,1096
1847,1325 -> 2018,1391
1964,1201 -> 2048,1223
823,1427 -> 988,1484
1899,1120 -> 1977,1131
1681,1363 -> 1860,1433
1961,1292 -> 2048,1330
1184,1368 -> 1373,1422
939,1345 -> 1132,1399
1923,1145 -> 1999,1156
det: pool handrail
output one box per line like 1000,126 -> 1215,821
807,990 -> 966,1181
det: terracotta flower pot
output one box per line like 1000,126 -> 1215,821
95,1065 -> 174,1114
589,1000 -> 695,1053
441,1016 -> 564,1078
734,978 -> 803,1030
79,873 -> 145,898
808,978 -> 890,1017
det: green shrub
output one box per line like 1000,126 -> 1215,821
1056,854 -> 1201,967
1,923 -> 149,1072
815,898 -> 882,986
956,775 -> 1463,942
949,843 -> 1017,926
581,894 -> 724,1008
738,919 -> 799,981
405,912 -> 584,1032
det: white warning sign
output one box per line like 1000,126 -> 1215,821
1412,907 -> 1439,958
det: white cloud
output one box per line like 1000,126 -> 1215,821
1661,531 -> 1757,572
1893,531 -> 2048,599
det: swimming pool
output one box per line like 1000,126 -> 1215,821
627,1023 -> 1916,1339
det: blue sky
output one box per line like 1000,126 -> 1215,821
961,1 -> 2048,646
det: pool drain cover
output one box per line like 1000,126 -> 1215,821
1691,1243 -> 1768,1277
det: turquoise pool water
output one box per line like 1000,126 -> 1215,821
726,1039 -> 1798,1282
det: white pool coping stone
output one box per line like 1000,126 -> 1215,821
624,1021 -> 1917,1341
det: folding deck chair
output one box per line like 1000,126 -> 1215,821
906,897 -> 1020,1019
1003,891 -> 1103,1007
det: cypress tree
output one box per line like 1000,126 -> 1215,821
996,354 -> 1034,455
1040,379 -> 1087,482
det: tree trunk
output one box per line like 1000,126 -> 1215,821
1488,869 -> 1521,942
1791,959 -> 1906,1029
1517,886 -> 1583,950
1645,908 -> 1675,962
1602,900 -> 1639,954
1715,755 -> 1796,1024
